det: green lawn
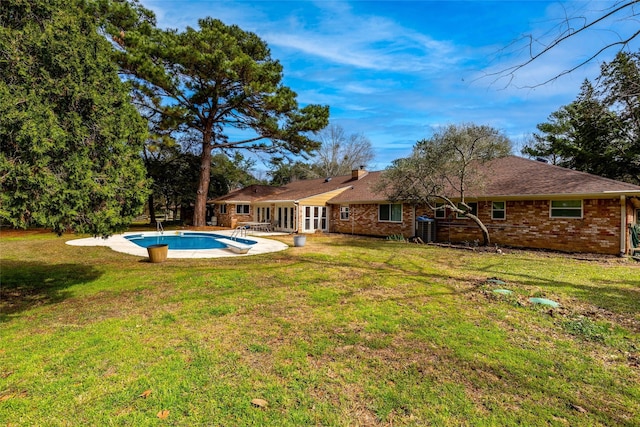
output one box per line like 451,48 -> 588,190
1,231 -> 639,426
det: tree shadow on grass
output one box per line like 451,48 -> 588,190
0,260 -> 103,322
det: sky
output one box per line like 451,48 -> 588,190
138,0 -> 639,172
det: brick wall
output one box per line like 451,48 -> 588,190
329,203 -> 414,237
328,198 -> 625,254
431,198 -> 623,254
216,204 -> 252,228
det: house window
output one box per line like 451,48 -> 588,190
636,209 -> 640,224
340,206 -> 350,221
550,200 -> 582,218
456,202 -> 478,219
379,203 -> 402,222
434,202 -> 446,219
236,204 -> 250,215
492,201 -> 506,220
219,204 -> 227,214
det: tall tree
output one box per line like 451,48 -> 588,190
0,0 -> 149,236
107,13 -> 329,226
311,124 -> 375,177
267,159 -> 315,186
521,106 -> 574,165
523,81 -> 621,175
209,152 -> 259,198
377,124 -> 512,246
523,52 -> 640,184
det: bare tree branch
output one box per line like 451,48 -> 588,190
483,1 -> 640,88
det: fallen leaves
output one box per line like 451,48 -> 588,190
139,389 -> 152,399
251,398 -> 268,408
157,409 -> 170,419
570,403 -> 588,413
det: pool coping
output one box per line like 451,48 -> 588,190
65,230 -> 290,258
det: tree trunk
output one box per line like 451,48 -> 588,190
467,213 -> 491,246
148,194 -> 156,225
193,136 -> 212,227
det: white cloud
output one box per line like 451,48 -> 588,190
132,0 -> 640,169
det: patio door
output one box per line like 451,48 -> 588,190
257,207 -> 271,223
275,206 -> 295,232
303,206 -> 327,233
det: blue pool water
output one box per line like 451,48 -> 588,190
125,232 -> 256,250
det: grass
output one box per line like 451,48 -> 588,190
1,230 -> 639,426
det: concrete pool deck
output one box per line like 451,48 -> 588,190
66,230 -> 290,258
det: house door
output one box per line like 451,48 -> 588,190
275,206 -> 294,232
257,207 -> 271,223
303,206 -> 327,232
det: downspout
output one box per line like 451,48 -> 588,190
294,201 -> 299,233
412,205 -> 416,237
620,195 -> 626,256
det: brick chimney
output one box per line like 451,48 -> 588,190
352,166 -> 368,180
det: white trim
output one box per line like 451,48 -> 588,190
235,204 -> 250,214
549,200 -> 583,219
491,201 -> 506,220
340,205 -> 350,221
302,205 -> 328,232
378,203 -> 403,223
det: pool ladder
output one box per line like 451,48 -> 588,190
157,221 -> 164,234
230,226 -> 246,240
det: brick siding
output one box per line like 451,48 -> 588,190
216,204 -> 252,228
328,198 -> 626,254
430,198 -> 622,254
329,203 -> 414,237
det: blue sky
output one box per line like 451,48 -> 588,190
138,0 -> 639,172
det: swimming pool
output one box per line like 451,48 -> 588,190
125,232 -> 256,250
66,230 -> 289,259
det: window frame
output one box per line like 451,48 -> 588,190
434,202 -> 446,219
219,204 -> 227,214
340,205 -> 350,221
235,204 -> 250,215
379,203 -> 403,223
491,201 -> 506,220
550,200 -> 583,219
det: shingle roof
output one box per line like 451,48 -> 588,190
210,174 -> 359,203
473,156 -> 640,197
329,156 -> 640,203
212,184 -> 285,203
325,171 -> 384,203
213,156 -> 640,205
260,175 -> 355,201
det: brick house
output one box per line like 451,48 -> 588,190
210,156 -> 640,255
